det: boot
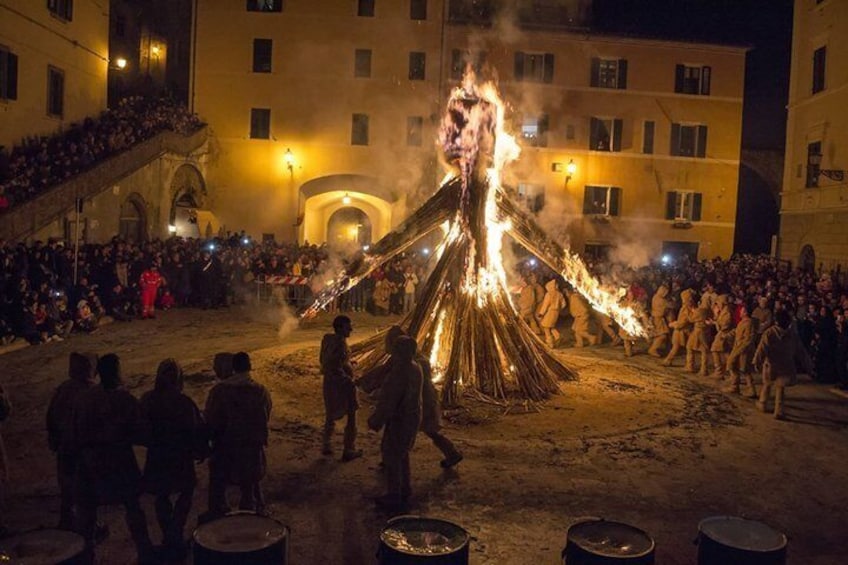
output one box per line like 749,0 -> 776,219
684,350 -> 696,373
648,337 -> 664,358
698,353 -> 709,377
743,376 -> 758,399
723,382 -> 740,394
756,382 -> 771,413
623,340 -> 633,357
711,353 -> 724,379
773,386 -> 785,420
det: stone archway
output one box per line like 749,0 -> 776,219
169,164 -> 206,237
119,194 -> 147,243
327,207 -> 373,250
799,244 -> 816,273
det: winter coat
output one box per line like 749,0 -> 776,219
140,388 -> 206,494
72,385 -> 143,504
46,352 -> 97,454
728,316 -> 755,358
651,286 -> 672,336
368,359 -> 423,457
205,372 -> 271,485
686,307 -> 711,352
568,291 -> 593,334
711,304 -> 734,353
518,284 -> 537,318
753,325 -> 811,386
320,333 -> 358,420
670,290 -> 695,347
537,281 -> 566,329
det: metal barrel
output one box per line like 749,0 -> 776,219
193,512 -> 289,565
697,516 -> 787,565
377,515 -> 470,565
0,528 -> 86,564
562,519 -> 655,565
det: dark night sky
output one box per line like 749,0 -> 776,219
592,0 -> 794,150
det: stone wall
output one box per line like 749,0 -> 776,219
779,211 -> 848,271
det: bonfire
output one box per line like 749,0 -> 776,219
301,72 -> 649,405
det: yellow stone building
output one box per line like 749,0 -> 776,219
779,0 -> 848,271
193,0 -> 745,260
0,0 -> 110,150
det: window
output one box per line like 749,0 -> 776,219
583,186 -> 621,216
411,0 -> 427,20
407,116 -> 423,146
670,123 -> 708,157
352,113 -> 369,145
514,52 -> 554,83
252,39 -> 273,73
47,66 -> 64,117
813,46 -> 826,94
590,58 -> 627,89
566,124 -> 575,140
48,0 -> 73,21
115,15 -> 126,38
448,0 -> 495,23
249,108 -> 271,139
517,183 -> 545,213
674,64 -> 711,95
450,49 -> 486,80
409,52 -> 426,80
358,0 -> 375,17
246,0 -> 282,12
0,47 -> 18,101
354,49 -> 372,78
806,141 -> 821,188
643,121 -> 655,154
589,117 -> 622,152
521,115 -> 549,147
665,191 -> 702,221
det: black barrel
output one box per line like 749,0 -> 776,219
378,515 -> 470,565
697,516 -> 786,565
0,528 -> 86,564
562,519 -> 655,565
193,512 -> 289,565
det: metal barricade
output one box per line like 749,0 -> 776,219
255,275 -> 312,307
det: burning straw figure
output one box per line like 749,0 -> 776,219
301,72 -> 648,405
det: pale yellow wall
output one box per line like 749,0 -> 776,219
780,0 -> 848,270
0,1 -> 109,149
194,0 -> 745,259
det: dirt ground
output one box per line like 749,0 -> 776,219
2,304 -> 848,564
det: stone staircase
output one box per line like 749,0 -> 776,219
0,125 -> 208,243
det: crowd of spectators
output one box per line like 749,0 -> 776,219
0,97 -> 203,211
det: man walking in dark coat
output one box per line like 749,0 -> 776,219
320,315 -> 363,461
368,336 -> 423,511
46,352 -> 98,530
140,358 -> 207,560
73,354 -> 156,564
205,352 -> 272,517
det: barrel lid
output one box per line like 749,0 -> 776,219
0,529 -> 85,564
567,519 -> 655,557
698,516 -> 786,552
381,515 -> 469,556
193,513 -> 287,553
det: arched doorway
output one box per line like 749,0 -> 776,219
327,207 -> 372,249
119,196 -> 147,243
799,244 -> 816,273
169,164 -> 207,237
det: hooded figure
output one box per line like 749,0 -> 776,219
724,303 -> 757,397
368,336 -> 423,510
518,274 -> 541,334
140,358 -> 206,560
567,289 -> 597,347
320,316 -> 362,461
648,284 -> 672,357
662,289 -> 695,367
686,304 -> 712,376
537,280 -> 566,347
710,295 -> 734,378
46,351 -> 98,530
753,310 -> 812,419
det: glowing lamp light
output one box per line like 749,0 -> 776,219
422,248 -> 430,256
363,245 -> 371,252
151,45 -> 161,56
566,159 -> 577,177
242,237 -> 250,245
284,148 -> 295,171
342,193 -> 352,205
661,254 -> 672,265
529,258 -> 538,267
115,57 -> 128,70
168,224 -> 177,233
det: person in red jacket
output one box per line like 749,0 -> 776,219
139,263 -> 163,319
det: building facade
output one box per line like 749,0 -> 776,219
193,0 -> 745,259
0,0 -> 110,150
779,0 -> 848,272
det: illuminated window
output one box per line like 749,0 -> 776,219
0,47 -> 18,101
411,0 -> 427,20
352,114 -> 369,145
514,51 -> 554,83
674,64 -> 711,95
450,49 -> 486,80
670,123 -> 707,158
250,108 -> 271,139
407,116 -> 423,146
252,39 -> 272,73
358,0 -> 375,17
812,46 -> 826,94
583,186 -> 621,216
521,114 -> 549,147
354,49 -> 372,78
665,191 -> 702,221
409,52 -> 426,80
47,66 -> 64,117
589,117 -> 622,152
246,0 -> 282,12
48,0 -> 73,21
590,58 -> 627,89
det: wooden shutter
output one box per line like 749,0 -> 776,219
609,187 -> 621,216
590,57 -> 600,87
692,193 -> 703,221
612,119 -> 623,152
696,126 -> 708,158
514,52 -> 525,81
3,51 -> 18,100
666,192 -> 677,219
538,114 -> 550,147
543,53 -> 555,83
582,186 -> 594,214
700,65 -> 711,95
643,121 -> 655,154
674,64 -> 684,93
617,59 -> 628,89
670,123 -> 681,156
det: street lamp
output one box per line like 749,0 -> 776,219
342,193 -> 352,205
115,57 -> 127,70
808,152 -> 845,182
566,159 -> 577,186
